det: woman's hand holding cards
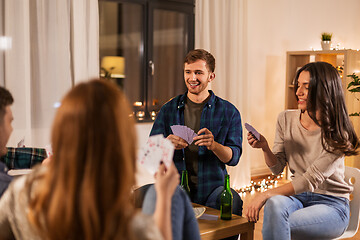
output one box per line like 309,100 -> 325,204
245,123 -> 268,150
155,162 -> 179,200
247,132 -> 268,149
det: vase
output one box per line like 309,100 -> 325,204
321,41 -> 331,50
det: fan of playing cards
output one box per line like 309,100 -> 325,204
137,135 -> 174,175
244,123 -> 260,141
170,125 -> 198,144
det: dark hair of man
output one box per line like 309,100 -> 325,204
294,61 -> 359,156
0,87 -> 14,123
184,49 -> 216,73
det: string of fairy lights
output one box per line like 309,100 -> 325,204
237,173 -> 285,194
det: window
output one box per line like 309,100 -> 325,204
99,0 -> 194,121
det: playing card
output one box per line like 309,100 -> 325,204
244,123 -> 260,141
185,126 -> 195,143
189,128 -> 198,143
17,137 -> 25,148
137,145 -> 155,174
170,125 -> 184,139
170,125 -> 198,144
147,135 -> 173,168
198,213 -> 218,220
137,135 -> 174,175
45,144 -> 53,158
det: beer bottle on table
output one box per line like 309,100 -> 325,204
180,170 -> 190,197
220,174 -> 233,220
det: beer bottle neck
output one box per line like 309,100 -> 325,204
181,170 -> 188,185
224,175 -> 231,190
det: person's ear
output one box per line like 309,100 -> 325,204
209,73 -> 215,82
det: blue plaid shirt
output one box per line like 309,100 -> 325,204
150,90 -> 242,204
0,147 -> 47,169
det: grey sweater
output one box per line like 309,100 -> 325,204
270,110 -> 352,199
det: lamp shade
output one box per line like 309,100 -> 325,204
101,56 -> 125,78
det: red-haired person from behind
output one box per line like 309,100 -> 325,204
0,80 -> 199,240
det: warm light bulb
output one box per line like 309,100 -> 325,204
134,102 -> 143,106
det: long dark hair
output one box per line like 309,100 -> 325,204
294,61 -> 359,156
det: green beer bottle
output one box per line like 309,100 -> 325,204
180,170 -> 191,197
220,174 -> 233,220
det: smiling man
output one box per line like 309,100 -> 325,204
0,87 -> 13,197
150,49 -> 243,217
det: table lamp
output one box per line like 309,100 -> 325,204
100,56 -> 125,78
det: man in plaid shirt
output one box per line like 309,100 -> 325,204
0,87 -> 14,197
150,49 -> 243,216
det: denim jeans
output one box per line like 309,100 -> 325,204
262,192 -> 350,240
142,185 -> 201,240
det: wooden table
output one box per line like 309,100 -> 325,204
193,203 -> 254,240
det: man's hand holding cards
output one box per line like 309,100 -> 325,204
170,125 -> 198,144
166,125 -> 198,150
137,135 -> 174,175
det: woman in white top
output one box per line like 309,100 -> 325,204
0,80 -> 199,240
245,61 -> 359,240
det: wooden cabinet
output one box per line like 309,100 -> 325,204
285,50 -> 360,167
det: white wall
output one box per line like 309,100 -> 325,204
6,0 -> 360,186
245,0 -> 360,175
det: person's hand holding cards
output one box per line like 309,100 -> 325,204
155,161 -> 179,200
169,125 -> 198,150
245,123 -> 267,149
166,134 -> 188,150
245,123 -> 260,140
193,128 -> 215,150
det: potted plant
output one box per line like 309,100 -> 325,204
321,32 -> 332,50
347,73 -> 360,116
